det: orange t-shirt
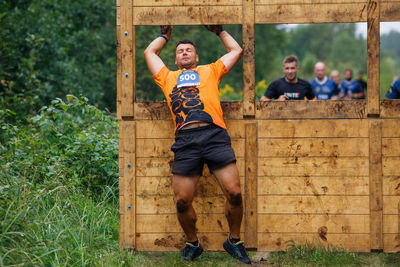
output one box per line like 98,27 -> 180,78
152,59 -> 229,134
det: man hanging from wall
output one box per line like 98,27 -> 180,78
144,25 -> 251,264
260,55 -> 316,101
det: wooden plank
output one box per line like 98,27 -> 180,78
256,101 -> 367,120
367,0 -> 380,115
137,214 -> 243,233
136,120 -> 244,138
381,100 -> 400,118
136,176 -> 245,196
381,1 -> 400,21
383,157 -> 400,176
136,232 -> 242,251
118,121 -> 125,249
133,0 -> 242,6
258,157 -> 369,177
259,138 -> 369,157
116,25 -> 122,120
255,3 -> 368,24
383,215 -> 399,233
136,195 -> 226,214
244,122 -> 257,247
116,6 -> 120,26
258,233 -> 370,252
258,176 -> 369,196
136,138 -> 244,158
134,101 -> 243,120
121,0 -> 134,117
382,119 -> 400,137
256,0 -> 367,3
383,138 -> 400,156
242,0 -> 255,117
258,120 -> 369,138
258,214 -> 369,234
137,158 -> 245,177
121,121 -> 136,248
369,119 -> 383,250
258,196 -> 370,214
133,6 -> 242,25
383,234 -> 400,252
383,196 -> 400,214
383,176 -> 400,196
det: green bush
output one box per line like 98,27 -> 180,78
0,95 -> 120,266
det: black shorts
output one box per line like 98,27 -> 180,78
171,124 -> 236,176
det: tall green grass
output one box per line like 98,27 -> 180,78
0,95 -> 122,266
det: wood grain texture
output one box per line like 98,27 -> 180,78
120,0 -> 134,117
383,196 -> 400,214
120,121 -> 136,248
381,0 -> 400,21
369,119 -> 383,250
383,234 -> 400,252
257,119 -> 369,138
133,0 -> 242,6
258,214 -> 369,233
133,6 -> 242,25
367,0 -> 380,115
242,0 -> 255,117
258,138 -> 368,157
258,233 -> 370,252
258,157 -> 369,177
255,3 -> 368,24
258,176 -> 369,195
382,119 -> 400,137
381,100 -> 400,118
256,101 -> 366,119
244,122 -> 257,247
258,195 -> 370,214
383,176 -> 400,195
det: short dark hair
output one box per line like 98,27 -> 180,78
175,40 -> 197,53
344,69 -> 353,74
283,55 -> 298,65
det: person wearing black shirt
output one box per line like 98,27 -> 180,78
260,55 -> 316,101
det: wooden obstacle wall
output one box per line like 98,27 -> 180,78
116,0 -> 400,252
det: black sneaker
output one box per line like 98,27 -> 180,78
223,238 -> 251,264
181,241 -> 203,261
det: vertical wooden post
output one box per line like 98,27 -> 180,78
242,0 -> 255,117
121,0 -> 135,117
367,0 -> 380,116
120,121 -> 136,249
369,119 -> 383,251
244,121 -> 257,248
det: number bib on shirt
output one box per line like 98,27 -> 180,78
177,70 -> 200,88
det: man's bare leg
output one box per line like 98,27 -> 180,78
212,162 -> 242,239
172,174 -> 200,242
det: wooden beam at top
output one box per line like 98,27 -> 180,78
133,6 -> 242,25
367,0 -> 380,116
133,0 -> 242,6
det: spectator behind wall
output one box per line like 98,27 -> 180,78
357,71 -> 367,93
310,62 -> 339,100
386,77 -> 400,99
340,69 -> 365,99
331,70 -> 341,90
260,55 -> 315,101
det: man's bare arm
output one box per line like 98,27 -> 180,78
144,26 -> 172,75
205,25 -> 243,71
